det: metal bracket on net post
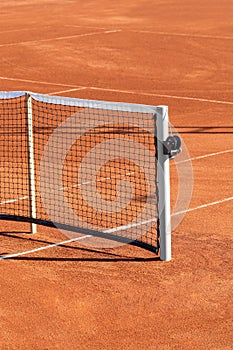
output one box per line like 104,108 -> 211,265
156,106 -> 171,261
163,135 -> 182,159
26,93 -> 37,234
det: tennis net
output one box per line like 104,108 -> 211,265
0,92 -> 171,258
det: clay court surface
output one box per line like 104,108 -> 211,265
0,0 -> 232,349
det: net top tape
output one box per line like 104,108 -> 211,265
0,91 -> 158,114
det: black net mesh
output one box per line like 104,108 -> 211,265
0,92 -> 160,252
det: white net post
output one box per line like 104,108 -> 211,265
26,93 -> 37,233
156,106 -> 171,261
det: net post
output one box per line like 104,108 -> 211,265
156,106 -> 171,261
26,93 -> 37,234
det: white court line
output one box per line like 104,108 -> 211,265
0,76 -> 232,105
176,149 -> 233,164
88,86 -> 233,106
103,195 -> 233,228
1,196 -> 232,260
0,29 -> 122,48
0,171 -> 135,205
49,85 -> 233,106
50,87 -> 88,95
64,26 -> 233,41
0,235 -> 91,260
1,149 -> 232,206
0,76 -> 77,88
131,30 -> 233,41
0,196 -> 28,205
61,171 -> 135,191
172,196 -> 233,216
0,28 -> 38,34
49,87 -> 87,95
64,24 -> 109,30
1,25 -> 231,41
